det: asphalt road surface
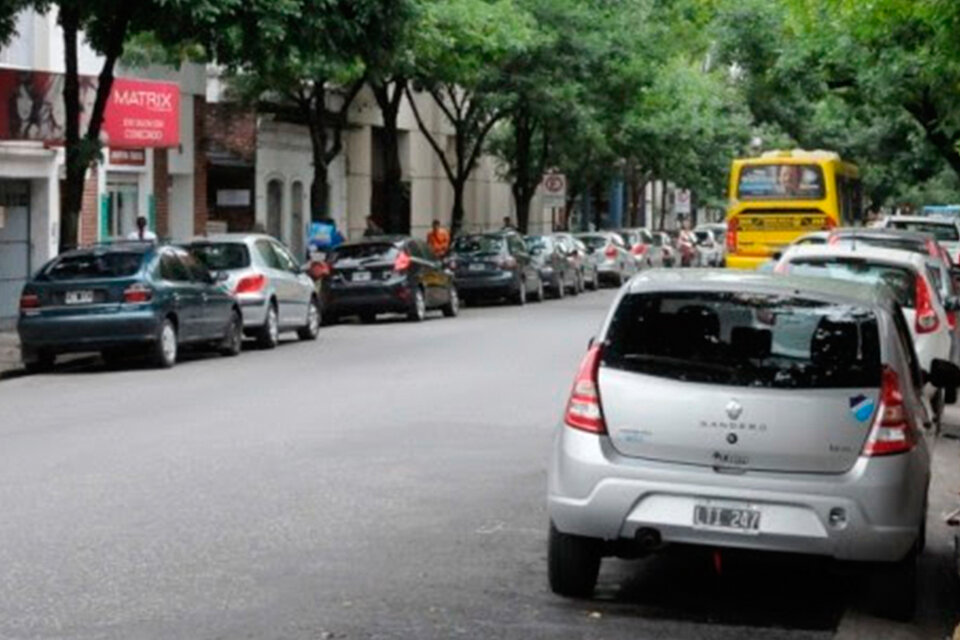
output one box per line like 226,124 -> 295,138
1,289 -> 959,640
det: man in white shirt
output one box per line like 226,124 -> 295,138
127,216 -> 157,242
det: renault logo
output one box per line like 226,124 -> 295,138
726,400 -> 743,420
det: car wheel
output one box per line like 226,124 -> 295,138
548,522 -> 601,598
408,287 -> 427,322
23,350 -> 55,374
360,312 -> 377,324
870,548 -> 918,622
101,348 -> 126,368
256,303 -> 280,349
219,309 -> 243,357
151,318 -> 178,368
513,279 -> 527,305
441,287 -> 460,317
298,297 -> 322,340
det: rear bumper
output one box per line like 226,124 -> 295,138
454,272 -> 517,297
725,254 -> 768,270
18,308 -> 160,353
236,295 -> 269,328
548,427 -> 928,562
326,281 -> 413,315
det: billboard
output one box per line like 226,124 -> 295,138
0,69 -> 179,148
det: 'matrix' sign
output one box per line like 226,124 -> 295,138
0,70 -> 179,149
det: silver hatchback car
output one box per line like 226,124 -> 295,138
187,234 -> 320,348
548,270 -> 960,620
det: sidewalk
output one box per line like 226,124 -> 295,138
0,331 -> 21,377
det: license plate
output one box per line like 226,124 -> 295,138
469,263 -> 486,271
65,290 -> 94,305
693,501 -> 760,534
739,215 -> 826,232
352,270 -> 371,282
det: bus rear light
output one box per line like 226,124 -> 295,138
726,218 -> 739,252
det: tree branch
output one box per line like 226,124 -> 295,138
406,86 -> 456,184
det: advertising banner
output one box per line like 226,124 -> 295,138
0,69 -> 179,148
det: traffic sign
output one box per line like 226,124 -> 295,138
542,173 -> 566,208
674,189 -> 691,215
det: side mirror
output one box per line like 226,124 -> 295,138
771,251 -> 783,261
945,296 -> 960,313
927,358 -> 960,392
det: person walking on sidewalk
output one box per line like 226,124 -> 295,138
127,216 -> 157,242
427,219 -> 450,257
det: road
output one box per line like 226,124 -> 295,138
0,289 -> 958,639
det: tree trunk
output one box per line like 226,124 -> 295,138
372,79 -> 406,233
512,107 -> 533,233
61,6 -> 82,250
451,180 -> 466,237
659,180 -> 668,230
307,113 -> 330,222
638,179 -> 647,228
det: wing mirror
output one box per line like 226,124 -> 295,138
927,359 -> 960,394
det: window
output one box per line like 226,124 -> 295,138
271,242 -> 300,273
737,164 -> 825,200
189,243 -> 251,270
886,220 -> 960,242
507,235 -> 526,255
604,292 -> 882,389
255,240 -> 283,269
177,250 -> 212,283
43,251 -> 145,280
453,235 -> 505,255
159,251 -> 191,282
526,236 -> 553,255
329,243 -> 399,263
786,259 -> 917,308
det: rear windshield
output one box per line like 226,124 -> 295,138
887,220 -> 960,242
189,243 -> 251,270
793,235 -> 826,246
330,243 -> 399,263
737,164 -> 825,200
578,235 -> 608,250
525,236 -> 551,254
42,252 -> 145,280
786,258 -> 916,308
833,235 -> 927,255
694,231 -> 712,243
604,292 -> 881,389
453,235 -> 504,254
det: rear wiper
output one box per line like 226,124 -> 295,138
619,354 -> 739,375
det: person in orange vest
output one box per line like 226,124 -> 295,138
427,219 -> 450,257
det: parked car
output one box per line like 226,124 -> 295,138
615,228 -> 660,269
448,232 -> 543,304
693,229 -> 722,267
553,233 -> 600,290
526,235 -> 580,298
548,269 -> 960,621
18,243 -> 243,371
575,232 -> 639,286
696,222 -> 729,266
323,236 -> 459,323
777,244 -> 959,428
187,234 -> 320,348
881,215 -> 960,264
651,232 -> 677,267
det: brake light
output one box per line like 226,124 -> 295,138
915,274 -> 939,334
499,255 -> 517,269
726,218 -> 739,252
604,245 -> 618,259
235,274 -> 266,294
862,366 -> 916,456
822,217 -> 837,231
19,293 -> 39,310
631,244 -> 648,256
123,283 -> 153,303
564,344 -> 606,434
949,311 -> 957,330
394,251 -> 412,272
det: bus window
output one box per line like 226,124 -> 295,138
737,164 -> 825,200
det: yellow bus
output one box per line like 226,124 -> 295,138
725,150 -> 863,270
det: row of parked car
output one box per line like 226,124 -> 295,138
15,225 -> 685,371
547,217 -> 960,621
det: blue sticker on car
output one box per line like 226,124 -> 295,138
849,395 -> 875,422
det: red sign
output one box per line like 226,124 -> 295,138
0,69 -> 179,148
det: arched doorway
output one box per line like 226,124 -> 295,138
266,178 -> 283,239
291,181 -> 304,258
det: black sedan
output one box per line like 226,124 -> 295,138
18,243 -> 243,371
322,236 -> 459,323
447,232 -> 543,304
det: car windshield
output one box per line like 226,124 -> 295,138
525,236 -> 550,254
578,235 -> 608,250
786,258 -> 917,308
604,292 -> 881,389
453,235 -> 504,255
330,243 -> 399,263
694,231 -> 712,243
794,235 -> 827,246
189,243 -> 251,270
42,251 -> 145,280
833,235 -> 927,255
887,220 -> 960,242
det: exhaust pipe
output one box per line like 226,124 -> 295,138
635,527 -> 661,551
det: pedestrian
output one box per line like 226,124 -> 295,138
126,216 -> 157,242
307,217 -> 345,258
363,216 -> 384,238
427,219 -> 450,257
501,216 -> 516,231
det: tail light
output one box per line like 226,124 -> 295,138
19,293 -> 39,310
604,245 -> 618,259
862,366 -> 916,456
631,244 -> 648,256
499,255 -> 517,269
394,251 -> 412,272
123,283 -> 153,303
948,311 -> 957,330
235,274 -> 267,295
915,274 -> 939,334
564,344 -> 606,434
307,262 -> 330,280
726,218 -> 739,252
445,258 -> 458,271
822,217 -> 837,231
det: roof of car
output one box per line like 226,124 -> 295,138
339,235 -> 410,246
884,215 -> 960,226
626,269 -> 895,309
191,233 -> 278,244
780,243 -> 933,269
69,241 -> 156,254
832,227 -> 934,242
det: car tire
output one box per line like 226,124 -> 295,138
219,309 -> 244,357
298,297 -> 322,340
408,287 -> 427,322
871,548 -> 918,622
23,350 -> 55,374
101,348 -> 126,368
256,302 -> 280,350
360,312 -> 377,324
513,279 -> 527,306
151,318 -> 178,369
548,522 -> 601,598
441,287 -> 460,317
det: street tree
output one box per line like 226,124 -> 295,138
406,0 -> 534,235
